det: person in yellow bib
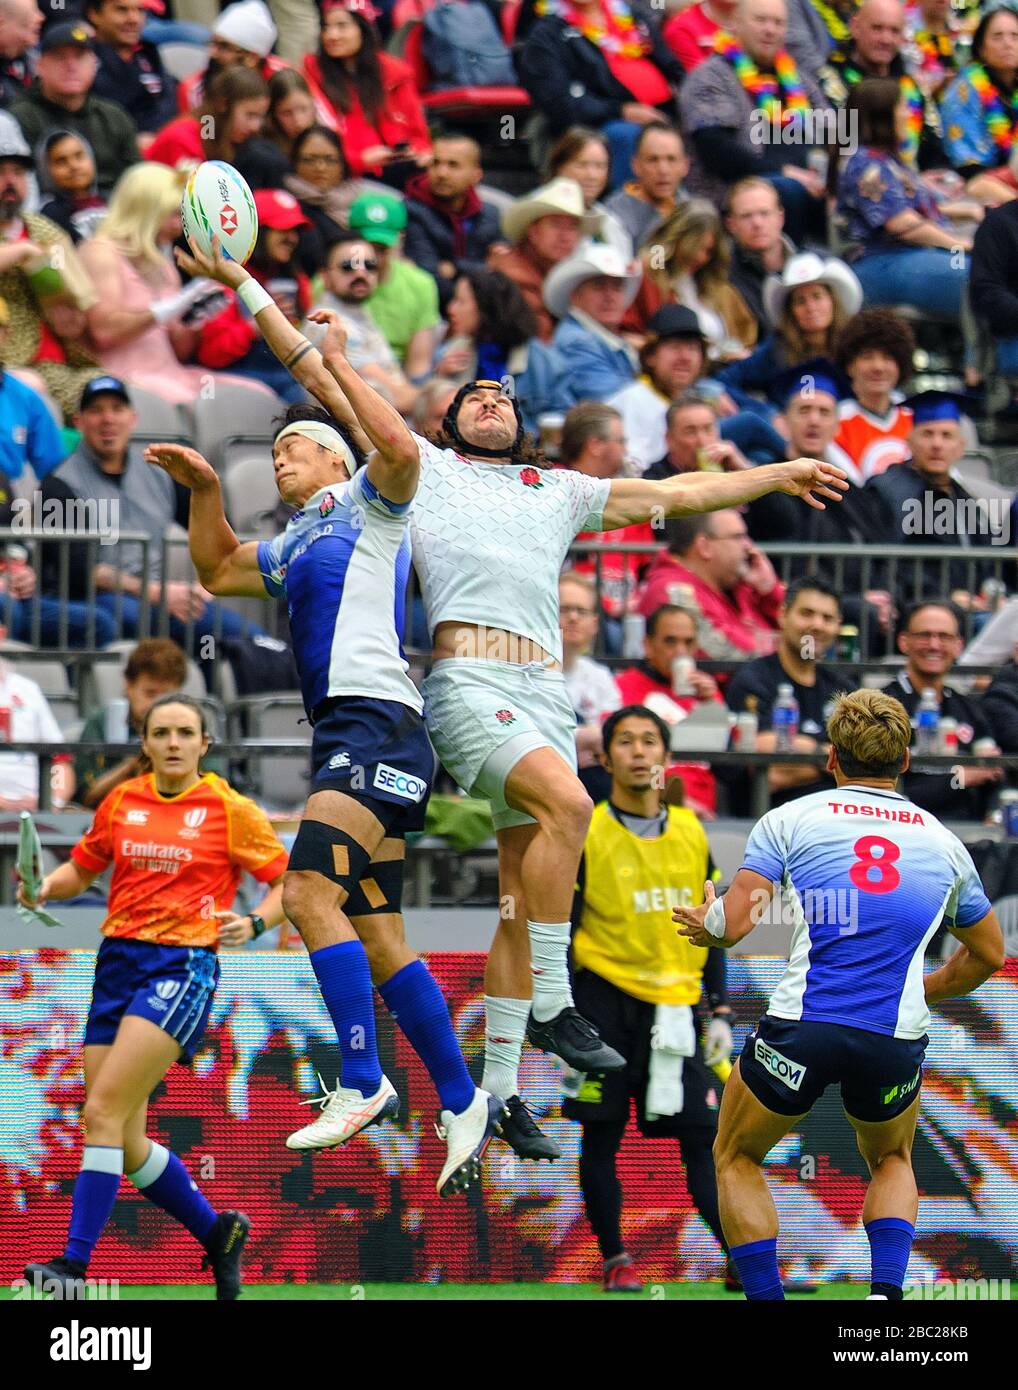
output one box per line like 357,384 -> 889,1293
565,703 -> 738,1294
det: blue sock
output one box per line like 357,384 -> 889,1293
378,960 -> 475,1115
64,1145 -> 123,1266
310,940 -> 383,1097
128,1142 -> 217,1247
729,1237 -> 784,1300
865,1217 -> 915,1291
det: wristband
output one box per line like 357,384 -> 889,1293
248,913 -> 266,939
238,279 -> 273,316
704,895 -> 728,940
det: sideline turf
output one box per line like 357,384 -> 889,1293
5,1281 -> 867,1301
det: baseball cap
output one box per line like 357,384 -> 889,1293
40,21 -> 96,54
80,376 -> 131,409
348,192 -> 407,246
254,188 -> 310,231
0,114 -> 34,167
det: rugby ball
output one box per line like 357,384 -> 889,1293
181,160 -> 258,264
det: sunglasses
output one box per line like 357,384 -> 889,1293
339,258 -> 378,272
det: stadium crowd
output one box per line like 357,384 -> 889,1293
2,0 -> 1018,829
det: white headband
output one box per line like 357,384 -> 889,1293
275,421 -> 357,474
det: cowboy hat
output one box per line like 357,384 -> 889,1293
543,240 -> 642,321
763,251 -> 863,323
501,176 -> 598,244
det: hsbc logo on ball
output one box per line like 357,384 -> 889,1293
220,204 -> 238,234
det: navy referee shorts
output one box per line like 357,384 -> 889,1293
84,938 -> 219,1063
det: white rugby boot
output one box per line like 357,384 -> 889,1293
434,1088 -> 506,1197
286,1074 -> 399,1150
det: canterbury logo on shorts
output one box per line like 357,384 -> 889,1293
754,1037 -> 806,1091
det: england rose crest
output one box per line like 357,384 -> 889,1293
319,493 -> 335,517
495,708 -> 516,724
518,467 -> 543,488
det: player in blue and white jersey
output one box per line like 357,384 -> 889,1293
144,308 -> 502,1198
674,688 -> 1005,1301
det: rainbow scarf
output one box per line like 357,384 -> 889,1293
535,0 -> 651,58
911,28 -> 958,75
967,62 -> 1018,155
714,31 -> 810,123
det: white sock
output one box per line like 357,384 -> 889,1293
527,920 -> 574,1022
481,995 -> 529,1100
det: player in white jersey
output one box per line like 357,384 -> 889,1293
674,689 -> 1005,1301
186,241 -> 848,1159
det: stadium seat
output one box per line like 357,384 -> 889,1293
231,695 -> 310,810
126,386 -> 190,443
389,19 -> 531,120
89,646 -> 207,705
219,433 -> 275,478
194,386 -> 281,471
158,43 -> 210,82
221,453 -> 280,535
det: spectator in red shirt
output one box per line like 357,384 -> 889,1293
638,510 -> 784,660
145,65 -> 269,171
304,0 -> 430,182
664,0 -> 739,73
615,602 -> 722,814
559,401 -> 654,645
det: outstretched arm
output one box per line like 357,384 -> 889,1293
144,444 -> 266,596
601,459 -> 848,530
175,240 -> 371,456
308,309 -> 419,502
672,869 -> 777,950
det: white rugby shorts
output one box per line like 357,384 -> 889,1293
422,658 -> 578,830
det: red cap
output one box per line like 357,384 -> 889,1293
254,188 -> 310,231
140,0 -> 166,13
322,0 -> 382,20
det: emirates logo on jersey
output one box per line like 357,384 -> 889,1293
518,467 -> 543,488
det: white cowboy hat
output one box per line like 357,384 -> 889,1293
543,240 -> 643,322
763,251 -> 863,323
501,176 -> 598,244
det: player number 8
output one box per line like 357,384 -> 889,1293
849,835 -> 901,895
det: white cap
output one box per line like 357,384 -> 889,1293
214,0 -> 278,58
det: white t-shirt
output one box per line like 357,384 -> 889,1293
563,655 -> 621,724
0,667 -> 65,801
410,435 -> 612,661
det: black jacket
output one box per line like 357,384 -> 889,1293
882,675 -> 996,820
403,194 -> 502,281
516,14 -> 683,135
983,660 -> 1018,754
969,200 -> 1018,336
91,40 -> 177,135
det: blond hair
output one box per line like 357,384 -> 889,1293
642,198 -> 731,305
827,689 -> 912,779
98,164 -> 185,269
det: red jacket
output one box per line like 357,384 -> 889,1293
303,52 -> 430,177
145,114 -> 203,168
637,552 -> 784,661
613,662 -> 719,815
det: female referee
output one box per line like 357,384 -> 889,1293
20,694 -> 289,1300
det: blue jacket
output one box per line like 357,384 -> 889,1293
552,313 -> 637,401
0,371 -> 65,481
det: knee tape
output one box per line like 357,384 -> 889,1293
288,819 -> 373,897
345,853 -> 405,918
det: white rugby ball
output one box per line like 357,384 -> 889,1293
181,160 -> 258,264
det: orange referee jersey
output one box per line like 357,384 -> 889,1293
71,773 -> 290,948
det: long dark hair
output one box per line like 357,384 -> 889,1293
847,77 -> 900,154
266,68 -> 315,152
200,67 -> 270,162
454,268 -> 538,352
972,3 -> 1018,70
318,10 -> 385,126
